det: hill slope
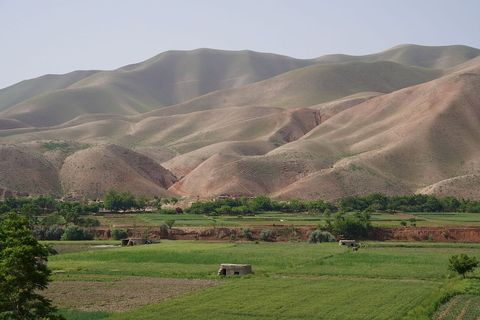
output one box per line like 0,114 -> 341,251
160,61 -> 441,114
315,44 -> 480,69
1,45 -> 480,199
0,70 -> 99,112
166,59 -> 480,199
0,49 -> 313,127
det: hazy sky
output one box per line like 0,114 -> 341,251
1,0 -> 480,89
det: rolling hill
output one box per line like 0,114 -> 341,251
0,49 -> 313,127
1,44 -> 480,200
315,44 -> 480,69
160,60 -> 441,114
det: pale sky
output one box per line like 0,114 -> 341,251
1,0 -> 479,89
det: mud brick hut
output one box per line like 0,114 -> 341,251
217,263 -> 253,276
121,238 -> 151,246
338,240 -> 356,247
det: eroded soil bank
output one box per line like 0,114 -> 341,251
92,226 -> 480,242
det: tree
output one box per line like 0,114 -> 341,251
111,228 -> 128,240
0,213 -> 64,319
331,211 -> 371,239
135,195 -> 147,211
61,225 -> 93,241
448,254 -> 479,278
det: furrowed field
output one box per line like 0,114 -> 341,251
45,241 -> 480,320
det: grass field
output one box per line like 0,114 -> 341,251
94,211 -> 480,228
45,241 -> 480,320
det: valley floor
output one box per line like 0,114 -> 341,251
46,241 -> 480,320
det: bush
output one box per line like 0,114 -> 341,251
61,225 -> 93,240
260,229 -> 275,242
45,226 -> 65,240
331,211 -> 371,239
33,225 -> 65,240
308,230 -> 336,243
165,219 -> 175,229
41,213 -> 66,226
243,228 -> 254,241
448,254 -> 479,278
77,217 -> 100,227
111,228 -> 128,240
159,223 -> 170,238
157,208 -> 177,215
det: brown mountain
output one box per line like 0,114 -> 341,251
1,45 -> 480,199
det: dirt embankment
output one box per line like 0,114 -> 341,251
370,227 -> 480,242
93,226 -> 480,243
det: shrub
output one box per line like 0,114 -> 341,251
331,211 -> 371,239
77,217 -> 100,227
61,225 -> 93,241
448,254 -> 479,278
260,229 -> 275,242
41,213 -> 66,226
45,226 -> 65,240
111,228 -> 128,240
158,208 -> 177,215
33,225 -> 65,240
165,219 -> 175,229
400,220 -> 407,227
159,223 -> 170,238
243,228 -> 254,241
308,230 -> 336,243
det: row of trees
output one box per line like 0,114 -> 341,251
103,190 -> 178,212
186,193 -> 480,216
186,196 -> 335,215
0,195 -> 101,241
339,193 -> 480,213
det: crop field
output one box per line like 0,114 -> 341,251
434,294 -> 480,320
45,241 -> 480,320
94,211 -> 480,229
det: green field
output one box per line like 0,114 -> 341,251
95,211 -> 480,228
45,241 -> 480,320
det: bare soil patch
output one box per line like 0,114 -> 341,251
45,277 -> 217,312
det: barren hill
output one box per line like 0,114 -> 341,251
0,49 -> 313,127
1,45 -> 480,200
162,61 -> 441,114
315,44 -> 480,69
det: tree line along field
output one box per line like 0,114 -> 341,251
45,241 -> 480,320
96,211 -> 480,228
4,194 -> 480,241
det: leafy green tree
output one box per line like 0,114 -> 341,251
135,195 -> 147,211
153,197 -> 163,211
104,189 -> 122,212
449,254 -> 479,278
0,213 -> 64,320
61,225 -> 93,240
104,190 -> 136,212
331,210 -> 371,239
111,228 -> 128,240
248,196 -> 272,212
